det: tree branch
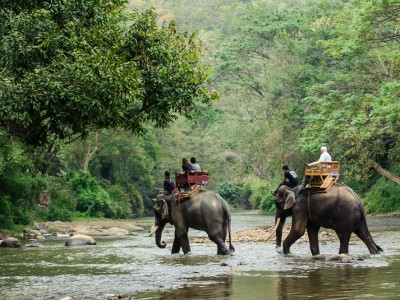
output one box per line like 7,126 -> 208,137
370,160 -> 400,185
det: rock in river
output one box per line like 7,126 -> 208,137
65,234 -> 96,246
0,237 -> 22,248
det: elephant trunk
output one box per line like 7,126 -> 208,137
155,224 -> 167,248
265,218 -> 280,242
275,214 -> 286,247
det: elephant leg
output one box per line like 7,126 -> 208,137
275,217 -> 286,248
178,234 -> 191,254
208,234 -> 230,255
171,235 -> 182,254
354,222 -> 382,254
307,223 -> 320,256
283,220 -> 306,254
337,232 -> 351,254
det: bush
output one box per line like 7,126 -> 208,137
0,196 -> 33,228
364,175 -> 400,214
44,177 -> 76,221
126,184 -> 144,217
69,171 -> 116,218
244,178 -> 276,214
0,133 -> 45,228
107,185 -> 133,219
216,181 -> 246,208
0,196 -> 16,228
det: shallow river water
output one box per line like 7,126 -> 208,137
1,211 -> 400,300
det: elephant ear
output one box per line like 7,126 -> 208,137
284,189 -> 296,210
161,199 -> 169,221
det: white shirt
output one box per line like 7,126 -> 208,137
319,152 -> 332,162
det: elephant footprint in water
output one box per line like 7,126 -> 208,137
150,190 -> 235,255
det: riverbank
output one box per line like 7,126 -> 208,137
1,218 -> 338,246
3,209 -> 396,244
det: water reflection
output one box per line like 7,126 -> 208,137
152,276 -> 234,300
275,261 -> 400,300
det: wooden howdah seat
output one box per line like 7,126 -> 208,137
304,161 -> 340,190
175,170 -> 209,192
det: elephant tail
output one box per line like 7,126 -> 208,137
349,187 -> 383,254
217,193 -> 235,253
228,215 -> 235,253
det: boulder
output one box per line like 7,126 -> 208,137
72,226 -> 93,235
65,234 -> 96,246
25,239 -> 41,248
91,227 -> 129,236
117,223 -> 145,232
0,237 -> 22,248
36,222 -> 49,231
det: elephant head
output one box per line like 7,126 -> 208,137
275,185 -> 296,216
269,186 -> 297,248
149,193 -> 172,249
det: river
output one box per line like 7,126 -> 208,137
1,211 -> 399,299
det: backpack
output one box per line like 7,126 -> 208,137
289,171 -> 299,185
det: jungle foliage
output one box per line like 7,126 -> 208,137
1,0 -> 399,229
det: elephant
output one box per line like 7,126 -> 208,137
150,190 -> 235,255
271,184 -> 383,256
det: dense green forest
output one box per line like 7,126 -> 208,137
1,0 -> 399,229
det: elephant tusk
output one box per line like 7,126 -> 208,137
149,225 -> 159,237
265,218 -> 281,242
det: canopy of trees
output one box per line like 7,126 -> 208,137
0,0 -> 217,146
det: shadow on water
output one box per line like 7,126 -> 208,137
1,212 -> 400,299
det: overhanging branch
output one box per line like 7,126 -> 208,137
370,160 -> 400,185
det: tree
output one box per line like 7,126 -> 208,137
299,0 -> 400,183
0,0 -> 218,147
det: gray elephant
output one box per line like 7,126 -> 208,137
150,190 -> 235,255
271,184 -> 382,255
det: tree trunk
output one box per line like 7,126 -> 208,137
83,132 -> 100,172
371,161 -> 400,185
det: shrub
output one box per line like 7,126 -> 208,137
364,175 -> 400,214
107,185 -> 133,219
0,133 -> 45,228
0,196 -> 16,228
126,184 -> 144,217
244,178 -> 276,214
44,178 -> 76,221
69,171 -> 116,218
216,181 -> 245,208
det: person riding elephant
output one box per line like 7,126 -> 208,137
271,184 -> 382,255
150,190 -> 235,255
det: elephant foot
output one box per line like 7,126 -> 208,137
217,247 -> 231,255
